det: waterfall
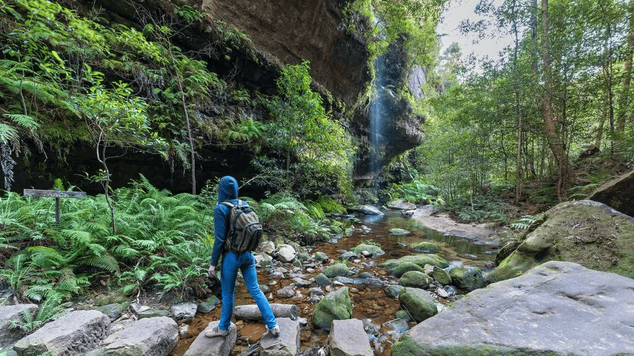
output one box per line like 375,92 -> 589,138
369,55 -> 387,176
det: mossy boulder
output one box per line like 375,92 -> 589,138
314,251 -> 329,262
312,287 -> 352,330
411,241 -> 440,253
486,200 -> 634,284
449,266 -> 484,292
398,287 -> 437,323
380,254 -> 449,277
323,263 -> 350,278
432,268 -> 452,285
389,228 -> 410,235
398,271 -> 433,288
351,243 -> 384,256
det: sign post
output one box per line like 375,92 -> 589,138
23,189 -> 87,223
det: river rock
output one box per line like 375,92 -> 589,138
412,241 -> 440,253
398,287 -> 437,323
0,304 -> 37,348
276,244 -> 296,263
312,287 -> 352,330
387,200 -> 417,210
351,243 -> 384,256
588,169 -> 634,217
14,310 -> 110,356
449,265 -> 484,292
314,273 -> 331,287
277,285 -> 296,298
487,200 -> 634,284
380,254 -> 449,277
389,228 -> 410,235
393,261 -> 634,356
259,240 -> 276,255
314,251 -> 328,262
398,271 -> 433,288
198,295 -> 220,314
171,302 -> 197,323
86,316 -> 177,356
183,321 -> 237,356
384,285 -> 404,298
260,318 -> 300,356
323,263 -> 350,278
360,205 -> 383,215
97,304 -> 123,321
432,268 -> 452,285
329,319 -> 372,356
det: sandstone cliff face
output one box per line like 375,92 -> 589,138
201,0 -> 370,108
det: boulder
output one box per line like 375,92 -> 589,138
85,316 -> 177,356
323,263 -> 350,278
14,310 -> 110,356
97,304 -> 123,321
183,322 -> 237,356
398,271 -> 433,289
380,254 -> 449,277
351,243 -> 384,256
588,169 -> 634,217
397,288 -> 437,323
276,244 -> 296,263
387,200 -> 416,210
259,240 -> 276,255
312,287 -> 352,330
411,241 -> 440,253
260,318 -> 300,356
329,319 -> 372,356
0,304 -> 37,348
384,285 -> 404,298
432,268 -> 452,285
487,200 -> 634,283
448,266 -> 484,292
392,261 -> 634,356
359,205 -> 383,215
314,252 -> 329,262
314,273 -> 332,287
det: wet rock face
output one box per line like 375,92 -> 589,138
394,261 -> 634,356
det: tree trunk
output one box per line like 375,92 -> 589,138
541,0 -> 569,202
234,304 -> 299,321
617,2 -> 634,132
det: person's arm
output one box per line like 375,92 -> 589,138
210,204 -> 228,267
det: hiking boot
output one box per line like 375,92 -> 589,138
205,326 -> 229,338
266,325 -> 280,337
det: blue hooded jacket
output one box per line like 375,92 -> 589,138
210,176 -> 240,267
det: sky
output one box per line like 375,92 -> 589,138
436,0 -> 514,63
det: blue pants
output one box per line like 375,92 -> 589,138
218,251 -> 277,331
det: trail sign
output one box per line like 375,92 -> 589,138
23,189 -> 87,223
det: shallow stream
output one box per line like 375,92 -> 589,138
172,211 -> 499,356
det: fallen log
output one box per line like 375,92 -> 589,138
234,304 -> 299,321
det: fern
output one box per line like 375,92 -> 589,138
510,215 -> 540,230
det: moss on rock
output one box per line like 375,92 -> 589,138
487,200 -> 634,283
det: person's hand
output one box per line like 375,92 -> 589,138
208,265 -> 216,278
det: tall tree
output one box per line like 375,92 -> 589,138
617,1 -> 634,132
541,0 -> 570,201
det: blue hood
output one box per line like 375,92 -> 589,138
217,176 -> 238,203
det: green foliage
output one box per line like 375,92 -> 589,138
441,194 -> 507,224
387,181 -> 439,205
10,298 -> 69,332
510,215 -> 540,230
262,60 -> 355,196
0,176 -> 215,302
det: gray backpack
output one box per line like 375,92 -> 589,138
221,200 -> 263,253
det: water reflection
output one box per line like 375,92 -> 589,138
357,211 -> 496,265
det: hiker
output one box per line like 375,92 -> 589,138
206,176 -> 279,338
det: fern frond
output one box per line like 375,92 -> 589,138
79,254 -> 120,273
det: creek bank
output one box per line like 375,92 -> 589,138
409,205 -> 500,244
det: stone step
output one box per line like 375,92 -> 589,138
13,310 -> 110,356
329,319 -> 373,356
183,322 -> 237,356
85,316 -> 178,356
260,318 -> 300,356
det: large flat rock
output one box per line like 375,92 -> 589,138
392,261 -> 634,356
86,316 -> 178,356
260,318 -> 300,356
13,310 -> 110,356
183,322 -> 237,356
329,319 -> 372,356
